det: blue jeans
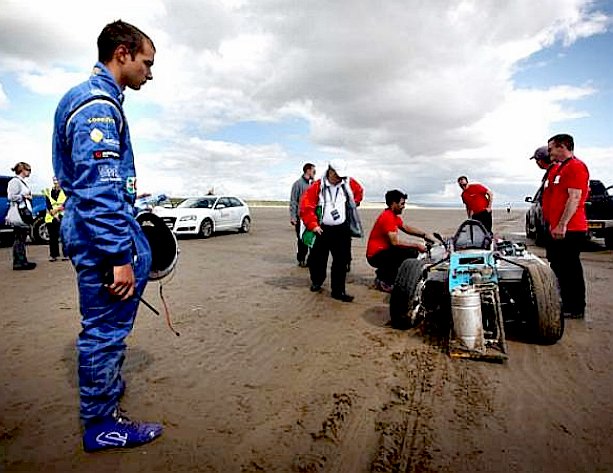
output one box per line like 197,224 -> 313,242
12,226 -> 30,267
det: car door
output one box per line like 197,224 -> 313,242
227,197 -> 244,228
214,197 -> 233,229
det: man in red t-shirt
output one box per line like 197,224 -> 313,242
542,133 -> 589,318
457,176 -> 494,232
366,190 -> 435,292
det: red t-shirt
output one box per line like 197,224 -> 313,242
542,157 -> 589,232
540,162 -> 559,222
367,209 -> 403,258
461,183 -> 490,214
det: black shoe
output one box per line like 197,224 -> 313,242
374,278 -> 394,293
310,284 -> 322,292
331,292 -> 354,302
298,260 -> 308,268
13,262 -> 37,271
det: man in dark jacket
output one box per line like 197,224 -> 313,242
289,163 -> 315,267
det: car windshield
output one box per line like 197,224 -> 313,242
178,197 -> 217,209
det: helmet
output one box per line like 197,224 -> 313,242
136,212 -> 179,281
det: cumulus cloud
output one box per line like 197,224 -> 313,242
17,68 -> 90,96
0,0 -> 610,203
0,0 -> 166,66
135,136 -> 292,198
0,117 -> 54,190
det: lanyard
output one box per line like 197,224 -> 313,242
325,184 -> 341,208
550,157 -> 573,184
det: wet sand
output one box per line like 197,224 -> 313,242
1,207 -> 612,472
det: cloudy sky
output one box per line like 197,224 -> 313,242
1,0 -> 612,206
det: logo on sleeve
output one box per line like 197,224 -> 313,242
90,128 -> 104,143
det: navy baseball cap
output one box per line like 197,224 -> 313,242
530,146 -> 550,162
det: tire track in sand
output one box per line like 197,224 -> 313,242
370,342 -> 497,472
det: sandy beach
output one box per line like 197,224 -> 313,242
1,206 -> 612,472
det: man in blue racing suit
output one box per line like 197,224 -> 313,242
52,20 -> 161,452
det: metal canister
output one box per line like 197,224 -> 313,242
451,287 -> 484,351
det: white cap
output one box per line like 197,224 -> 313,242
328,159 -> 349,178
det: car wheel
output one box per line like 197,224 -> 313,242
199,219 -> 213,239
605,229 -> 613,250
521,261 -> 563,344
525,215 -> 535,239
389,259 -> 425,330
534,222 -> 546,247
239,216 -> 251,233
31,217 -> 49,244
0,231 -> 14,248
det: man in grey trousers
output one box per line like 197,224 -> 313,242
289,163 -> 316,267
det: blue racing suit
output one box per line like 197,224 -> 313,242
52,63 -> 151,425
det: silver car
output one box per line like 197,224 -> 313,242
154,195 -> 251,238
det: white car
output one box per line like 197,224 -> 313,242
153,195 -> 251,238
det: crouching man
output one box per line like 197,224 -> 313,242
367,190 -> 435,292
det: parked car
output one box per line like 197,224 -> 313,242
0,175 -> 48,246
586,180 -> 613,249
153,195 -> 251,238
525,179 -> 613,249
524,187 -> 547,246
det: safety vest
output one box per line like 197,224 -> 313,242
43,188 -> 67,223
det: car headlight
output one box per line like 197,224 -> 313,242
179,215 -> 197,222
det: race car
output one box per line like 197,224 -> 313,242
390,219 -> 563,361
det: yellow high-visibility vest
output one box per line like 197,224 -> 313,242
43,188 -> 67,223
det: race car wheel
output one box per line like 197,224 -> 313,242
199,218 -> 213,239
521,261 -> 563,344
239,216 -> 251,233
389,259 -> 425,330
